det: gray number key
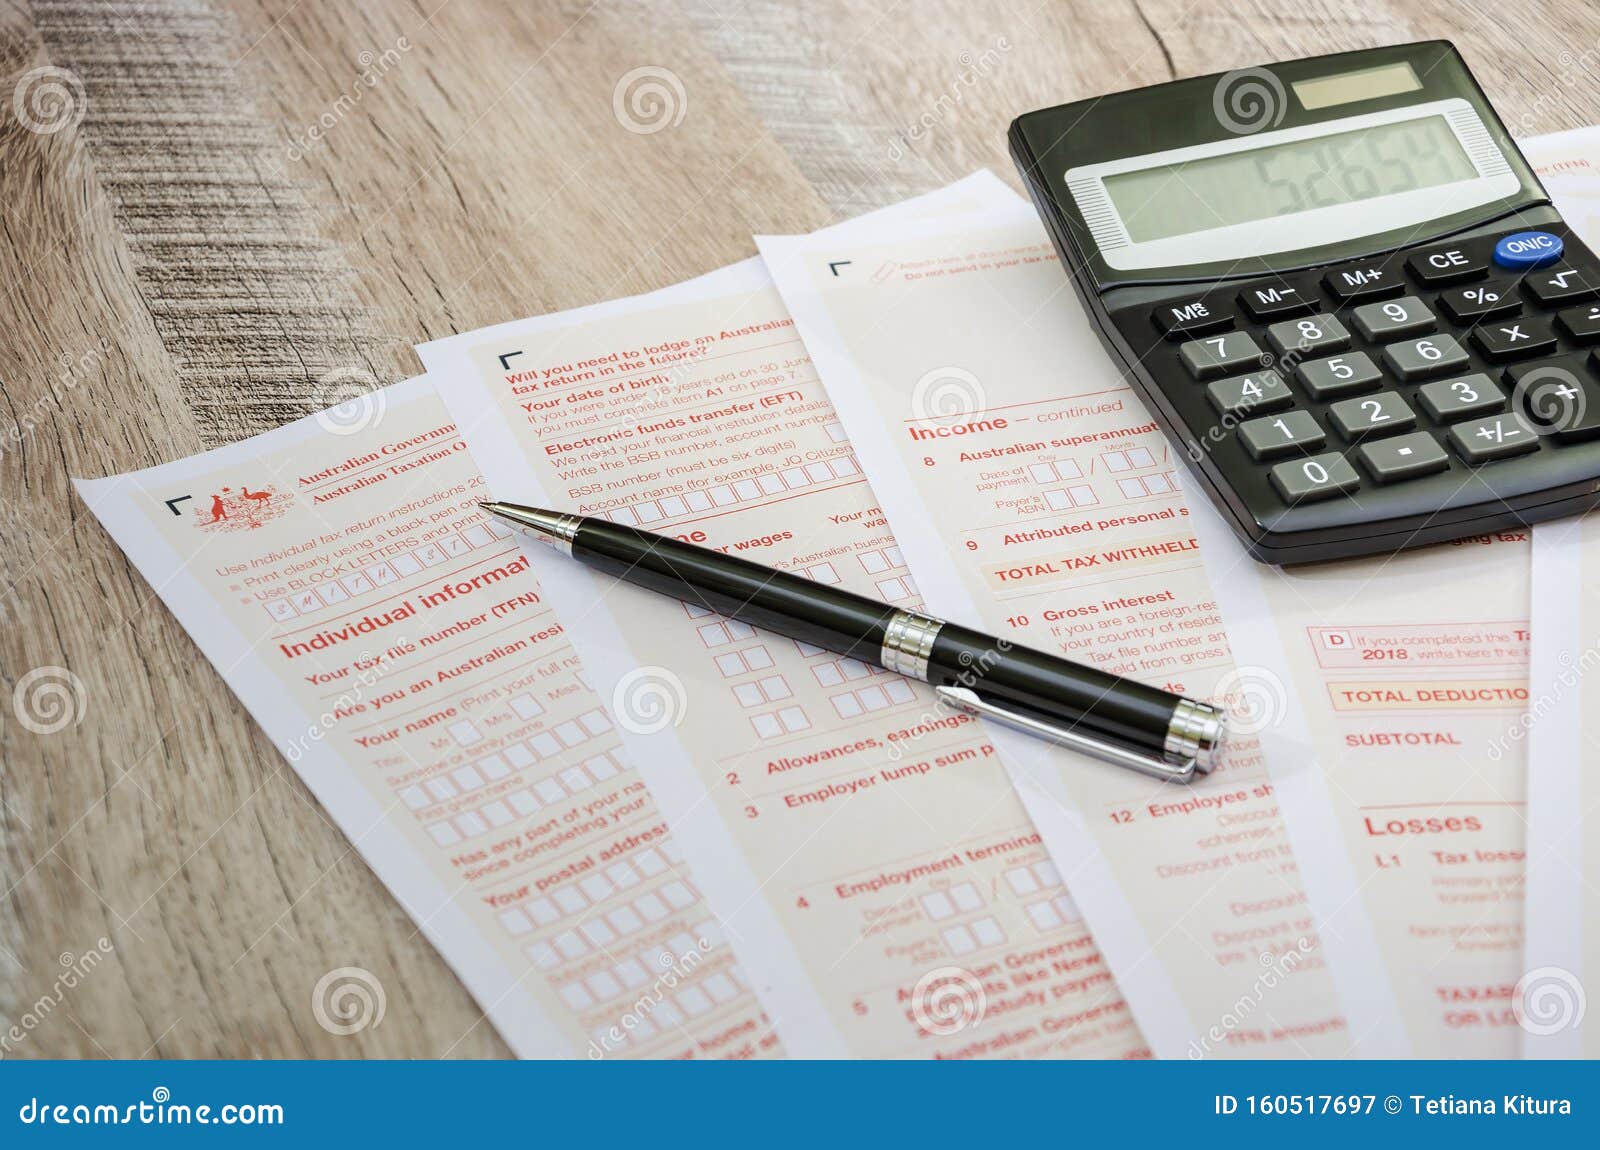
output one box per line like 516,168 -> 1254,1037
1295,352 -> 1382,400
1416,373 -> 1506,422
1206,370 -> 1293,417
1269,451 -> 1360,503
1266,313 -> 1351,358
1180,331 -> 1263,380
1382,333 -> 1470,380
1238,409 -> 1326,460
1446,413 -> 1541,463
1352,295 -> 1436,341
1356,431 -> 1449,483
1328,391 -> 1417,440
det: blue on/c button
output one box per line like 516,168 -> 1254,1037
1493,230 -> 1564,268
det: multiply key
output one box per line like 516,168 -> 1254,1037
1470,315 -> 1557,362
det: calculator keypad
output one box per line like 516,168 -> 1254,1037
1115,221 -> 1600,532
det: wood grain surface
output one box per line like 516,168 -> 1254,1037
2,0 -> 1597,1058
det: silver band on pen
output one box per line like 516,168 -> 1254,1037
880,609 -> 944,680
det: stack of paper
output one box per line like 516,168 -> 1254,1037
76,128 -> 1600,1059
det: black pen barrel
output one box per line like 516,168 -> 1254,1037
928,622 -> 1179,759
570,517 -> 1183,758
571,518 -> 896,662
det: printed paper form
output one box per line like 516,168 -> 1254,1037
76,377 -> 781,1060
1184,127 -> 1600,1059
421,197 -> 1153,1057
759,212 -> 1352,1058
1518,125 -> 1600,1059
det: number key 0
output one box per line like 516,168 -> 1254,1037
1269,452 -> 1360,503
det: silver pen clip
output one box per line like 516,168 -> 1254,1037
935,685 -> 1201,784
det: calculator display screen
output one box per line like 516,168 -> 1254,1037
1102,115 -> 1478,244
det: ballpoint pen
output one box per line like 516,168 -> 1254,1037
479,501 -> 1227,782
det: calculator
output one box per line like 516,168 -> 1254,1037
1012,41 -> 1600,563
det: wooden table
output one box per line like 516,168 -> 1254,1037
2,0 -> 1595,1058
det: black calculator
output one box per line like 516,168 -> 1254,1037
1012,41 -> 1600,563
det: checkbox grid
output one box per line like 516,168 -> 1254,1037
1045,484 -> 1098,510
1115,470 -> 1177,499
713,644 -> 774,678
1027,459 -> 1083,484
512,867 -> 701,964
600,456 -> 860,527
262,521 -> 510,623
919,881 -> 985,922
1100,446 -> 1156,473
830,677 -> 914,719
941,915 -> 1006,957
750,706 -> 810,738
731,674 -> 793,709
1025,893 -> 1082,932
856,545 -> 904,575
